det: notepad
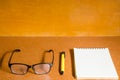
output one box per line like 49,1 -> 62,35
74,48 -> 118,80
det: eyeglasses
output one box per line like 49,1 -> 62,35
8,49 -> 54,75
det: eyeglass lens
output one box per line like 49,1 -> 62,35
11,64 -> 28,75
33,64 -> 51,74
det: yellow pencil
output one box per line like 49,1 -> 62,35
60,52 -> 65,75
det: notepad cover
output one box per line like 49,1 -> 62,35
74,48 -> 118,80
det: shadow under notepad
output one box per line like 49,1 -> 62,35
69,49 -> 76,78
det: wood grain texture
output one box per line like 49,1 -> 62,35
0,36 -> 120,80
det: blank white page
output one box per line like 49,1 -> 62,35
74,48 -> 118,80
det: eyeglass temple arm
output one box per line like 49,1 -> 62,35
48,50 -> 54,65
8,49 -> 21,65
8,49 -> 54,66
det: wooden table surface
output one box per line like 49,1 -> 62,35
0,36 -> 120,80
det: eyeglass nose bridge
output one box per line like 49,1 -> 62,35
27,65 -> 31,68
26,65 -> 35,73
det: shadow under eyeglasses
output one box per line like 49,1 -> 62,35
0,50 -> 54,74
0,50 -> 13,73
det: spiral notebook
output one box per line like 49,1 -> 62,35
74,48 -> 118,80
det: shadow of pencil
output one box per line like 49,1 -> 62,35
69,49 -> 76,78
58,52 -> 64,75
59,52 -> 61,75
0,50 -> 12,73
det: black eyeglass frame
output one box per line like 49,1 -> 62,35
8,49 -> 54,75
